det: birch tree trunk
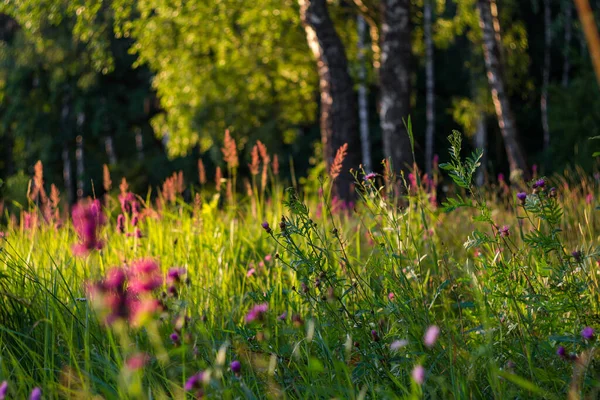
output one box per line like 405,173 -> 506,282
104,136 -> 117,166
563,0 -> 573,87
357,15 -> 372,172
380,0 -> 412,174
424,0 -> 435,175
477,0 -> 528,178
299,0 -> 362,200
541,0 -> 551,152
474,113 -> 487,186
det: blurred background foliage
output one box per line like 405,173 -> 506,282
0,0 -> 599,204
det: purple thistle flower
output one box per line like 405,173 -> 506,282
245,303 -> 268,323
0,381 -> 8,400
230,360 -> 241,374
516,192 -> 527,204
412,365 -> 426,385
261,221 -> 271,233
572,250 -> 582,263
29,387 -> 41,400
184,371 -> 205,391
278,311 -> 288,321
170,332 -> 180,344
535,178 -> 546,188
363,172 -> 377,181
581,326 -> 595,341
423,325 -> 440,348
549,187 -> 557,198
557,346 -> 567,358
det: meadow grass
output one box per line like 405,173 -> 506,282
0,136 -> 599,399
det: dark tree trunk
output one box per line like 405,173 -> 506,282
380,0 -> 412,174
541,0 -> 551,154
424,0 -> 435,175
563,0 -> 573,87
357,15 -> 372,172
477,0 -> 528,179
299,0 -> 361,200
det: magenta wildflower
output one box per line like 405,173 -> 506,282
230,360 -> 242,374
424,325 -> 440,348
132,215 -> 139,227
125,353 -> 150,370
388,292 -> 395,301
264,254 -> 272,262
29,387 -> 41,400
278,311 -> 288,321
0,381 -> 7,400
128,259 -> 162,294
581,326 -> 595,340
549,187 -> 557,198
185,371 -> 205,391
246,268 -> 256,277
499,225 -> 510,237
572,250 -> 582,263
105,268 -> 126,290
166,267 -> 186,285
246,303 -> 268,323
71,199 -> 106,256
498,173 -> 504,182
119,192 -> 136,214
117,214 -> 125,234
412,365 -> 426,385
516,192 -> 527,204
364,172 -> 377,181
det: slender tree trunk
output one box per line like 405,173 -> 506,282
541,0 -> 551,153
477,0 -> 528,178
62,144 -> 73,206
563,0 -> 573,87
474,113 -> 488,186
299,0 -> 361,200
424,0 -> 435,175
60,100 -> 74,205
380,0 -> 412,174
105,136 -> 117,166
357,15 -> 372,172
76,113 -> 85,199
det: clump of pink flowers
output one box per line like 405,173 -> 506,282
72,199 -> 106,256
246,303 -> 268,323
87,258 -> 166,327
